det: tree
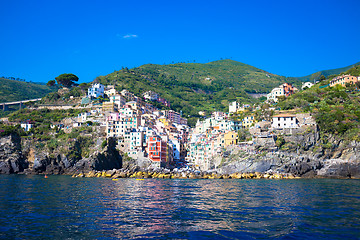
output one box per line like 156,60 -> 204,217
319,75 -> 326,81
275,135 -> 285,148
55,73 -> 79,88
46,80 -> 56,87
238,129 -> 250,142
79,82 -> 90,91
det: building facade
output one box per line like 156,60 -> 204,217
330,75 -> 359,88
88,83 -> 104,98
272,114 -> 298,129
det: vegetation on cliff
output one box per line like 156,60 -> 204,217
277,79 -> 360,142
6,108 -> 96,156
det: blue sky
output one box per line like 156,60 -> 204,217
1,0 -> 359,83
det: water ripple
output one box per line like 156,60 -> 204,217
0,176 -> 359,239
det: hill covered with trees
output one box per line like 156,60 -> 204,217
95,59 -> 302,120
294,61 -> 360,83
0,77 -> 56,103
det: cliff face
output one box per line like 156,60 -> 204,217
0,134 -> 27,174
214,128 -> 360,178
0,134 -> 122,175
73,138 -> 122,173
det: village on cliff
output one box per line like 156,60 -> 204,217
4,74 -> 360,171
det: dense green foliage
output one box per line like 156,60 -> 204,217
8,108 -> 85,123
277,83 -> 360,140
40,86 -> 87,104
0,78 -> 55,103
95,60 -> 301,122
343,65 -> 360,76
47,80 -> 56,86
0,124 -> 26,137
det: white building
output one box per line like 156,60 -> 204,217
170,138 -> 180,162
104,85 -> 117,96
20,123 -> 33,131
120,106 -> 137,117
143,91 -> 159,101
267,87 -> 284,102
78,112 -> 91,123
109,95 -> 126,109
229,101 -> 240,113
88,83 -> 104,98
302,82 -> 314,90
272,114 -> 298,129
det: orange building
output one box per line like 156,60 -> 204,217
330,75 -> 359,88
147,136 -> 167,167
282,83 -> 298,97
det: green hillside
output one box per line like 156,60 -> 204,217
0,78 -> 56,103
95,60 -> 300,121
136,59 -> 294,93
296,61 -> 360,82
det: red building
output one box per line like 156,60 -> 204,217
282,83 -> 298,97
147,135 -> 167,167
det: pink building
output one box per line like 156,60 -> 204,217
166,110 -> 181,124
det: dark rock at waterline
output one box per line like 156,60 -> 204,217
317,160 -> 360,178
0,134 -> 27,174
29,153 -> 70,175
72,137 -> 122,172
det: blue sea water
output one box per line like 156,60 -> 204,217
0,175 -> 359,239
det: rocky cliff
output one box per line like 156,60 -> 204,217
0,134 -> 27,174
213,127 -> 360,178
0,133 -> 122,175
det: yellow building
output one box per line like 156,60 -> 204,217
224,131 -> 238,147
102,102 -> 117,112
242,116 -> 255,128
158,117 -> 170,127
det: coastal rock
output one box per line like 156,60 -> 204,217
317,159 -> 360,178
72,137 -> 122,172
0,134 -> 27,174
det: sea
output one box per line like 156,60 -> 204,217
0,175 -> 359,240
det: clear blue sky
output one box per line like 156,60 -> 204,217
1,0 -> 359,83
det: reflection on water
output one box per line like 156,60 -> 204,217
0,176 -> 359,239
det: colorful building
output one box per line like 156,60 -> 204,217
224,131 -> 238,147
147,135 -> 167,167
267,83 -> 298,102
242,116 -> 255,128
330,75 -> 359,88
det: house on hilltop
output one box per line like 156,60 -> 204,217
329,75 -> 359,88
267,83 -> 298,102
302,82 -> 314,90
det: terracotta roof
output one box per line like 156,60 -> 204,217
273,114 -> 295,118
